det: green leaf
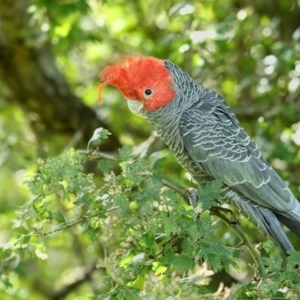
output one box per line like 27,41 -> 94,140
103,276 -> 113,285
198,210 -> 214,239
23,235 -> 31,244
197,240 -> 239,272
142,175 -> 162,199
138,231 -> 155,248
15,235 -> 32,249
80,219 -> 90,231
173,254 -> 194,273
42,236 -> 52,246
118,145 -> 133,162
161,215 -> 181,237
161,189 -> 181,203
98,160 -> 115,174
123,287 -> 141,299
182,239 -> 193,256
186,224 -> 202,241
87,128 -> 111,150
53,210 -> 66,224
24,174 -> 45,196
197,179 -> 222,210
159,248 -> 176,266
287,250 -> 300,268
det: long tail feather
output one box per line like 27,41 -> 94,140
254,207 -> 294,253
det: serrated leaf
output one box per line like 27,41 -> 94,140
139,231 -> 155,248
53,210 -> 66,224
173,254 -> 194,273
182,239 -> 193,256
159,248 -> 176,266
142,175 -> 162,199
161,215 -> 182,237
42,236 -> 51,246
118,145 -> 133,161
198,211 -> 214,239
161,189 -> 181,206
197,179 -> 222,210
186,224 -> 202,241
287,250 -> 300,268
25,174 -> 45,196
98,160 -> 115,174
123,287 -> 140,299
197,239 -> 239,272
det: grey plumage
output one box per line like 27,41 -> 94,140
144,60 -> 300,254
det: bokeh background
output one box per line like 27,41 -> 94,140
0,0 -> 300,298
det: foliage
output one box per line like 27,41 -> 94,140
1,0 -> 300,299
1,130 -> 300,299
18,136 -> 240,298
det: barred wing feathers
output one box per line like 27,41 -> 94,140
178,90 -> 300,248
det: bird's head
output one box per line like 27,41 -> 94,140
98,56 -> 176,115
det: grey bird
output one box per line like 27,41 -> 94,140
98,55 -> 300,254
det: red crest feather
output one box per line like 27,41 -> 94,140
98,56 -> 176,111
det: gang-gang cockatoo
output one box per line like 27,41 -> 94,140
98,56 -> 300,254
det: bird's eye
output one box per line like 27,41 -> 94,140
143,88 -> 153,98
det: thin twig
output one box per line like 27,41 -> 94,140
78,149 -> 115,160
33,206 -> 119,236
162,179 -> 187,198
211,207 -> 261,266
132,131 -> 164,156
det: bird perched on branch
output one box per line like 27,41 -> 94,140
98,55 -> 300,254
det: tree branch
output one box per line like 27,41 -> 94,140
33,206 -> 119,237
79,148 -> 262,267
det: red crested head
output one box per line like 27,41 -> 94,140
98,56 -> 176,112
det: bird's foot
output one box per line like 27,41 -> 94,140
184,187 -> 198,208
184,188 -> 204,221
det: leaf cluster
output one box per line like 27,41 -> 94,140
2,128 -> 298,299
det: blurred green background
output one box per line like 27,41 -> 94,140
0,0 -> 300,298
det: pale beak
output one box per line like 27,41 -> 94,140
127,99 -> 144,116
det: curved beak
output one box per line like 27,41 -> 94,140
127,99 -> 144,116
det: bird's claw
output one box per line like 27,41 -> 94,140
184,188 -> 198,208
184,188 -> 203,221
184,188 -> 199,208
